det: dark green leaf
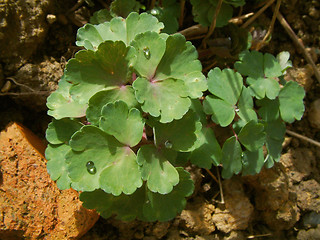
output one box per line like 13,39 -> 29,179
238,120 -> 266,151
86,86 -> 138,126
246,77 -> 280,99
190,127 -> 222,168
110,0 -> 141,18
237,86 -> 257,122
151,110 -> 202,152
241,148 -> 264,176
90,9 -> 112,24
221,136 -> 242,179
257,98 -> 280,121
137,145 -> 179,194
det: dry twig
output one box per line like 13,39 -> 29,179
256,0 -> 282,50
179,0 -> 185,27
277,11 -> 320,83
286,129 -> 320,148
202,0 -> 223,48
241,0 -> 275,29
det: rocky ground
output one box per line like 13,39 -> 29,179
0,0 -> 320,239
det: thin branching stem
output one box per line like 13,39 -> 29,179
256,0 -> 282,50
241,0 -> 275,29
277,11 -> 320,83
202,0 -> 223,48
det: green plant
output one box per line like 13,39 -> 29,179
45,11 -> 305,222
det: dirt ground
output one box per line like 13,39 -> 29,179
0,0 -> 320,239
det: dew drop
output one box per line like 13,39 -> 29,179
86,161 -> 97,175
143,47 -> 151,60
165,140 -> 173,149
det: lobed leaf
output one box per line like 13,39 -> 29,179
235,50 -> 283,79
279,81 -> 305,123
207,67 -> 243,105
238,120 -> 266,152
151,110 -> 202,152
66,126 -> 142,195
80,168 -> 194,222
131,31 -> 166,79
76,12 -> 164,50
149,0 -> 180,34
46,76 -> 87,119
189,127 -> 222,168
137,145 -> 179,194
246,77 -> 280,100
257,98 -> 280,122
133,77 -> 191,123
264,119 -> 286,162
65,41 -> 135,105
45,144 -> 72,190
110,0 -> 141,18
241,148 -> 264,176
153,34 -> 207,98
100,100 -> 144,147
86,86 -> 138,126
90,9 -> 112,24
203,96 -> 235,127
237,86 -> 257,122
221,136 -> 242,179
46,118 -> 82,145
276,51 -> 292,74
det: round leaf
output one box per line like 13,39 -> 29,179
153,34 -> 207,98
46,76 -> 87,119
45,144 -> 72,190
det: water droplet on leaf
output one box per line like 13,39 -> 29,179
165,140 -> 173,149
86,161 -> 97,175
143,47 -> 151,60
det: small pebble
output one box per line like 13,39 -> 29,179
46,14 -> 57,24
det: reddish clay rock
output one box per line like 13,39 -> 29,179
211,177 -> 253,233
0,122 -> 99,239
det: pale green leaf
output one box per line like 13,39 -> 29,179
133,77 -> 191,123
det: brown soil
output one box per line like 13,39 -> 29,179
1,0 -> 320,239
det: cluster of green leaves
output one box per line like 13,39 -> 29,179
45,10 -> 305,222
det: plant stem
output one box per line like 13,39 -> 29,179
241,0 -> 275,29
202,0 -> 223,48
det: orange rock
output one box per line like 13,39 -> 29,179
0,122 -> 99,239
